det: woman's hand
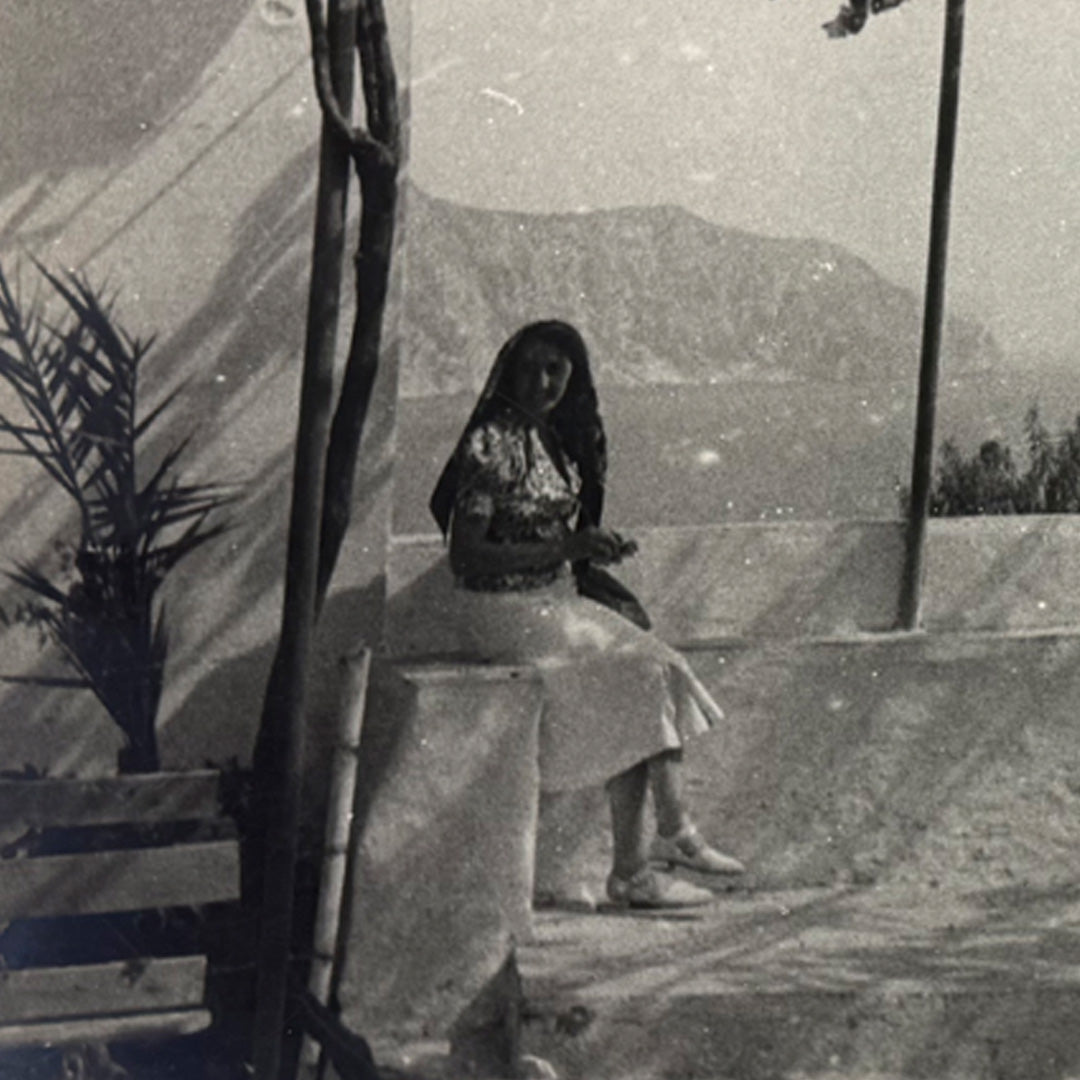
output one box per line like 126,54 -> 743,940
564,527 -> 638,565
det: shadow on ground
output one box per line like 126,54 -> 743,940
523,883 -> 1080,1080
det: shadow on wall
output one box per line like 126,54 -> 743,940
94,140 -> 319,460
385,555 -> 465,658
162,578 -> 388,823
0,0 -> 255,204
0,135 -> 318,573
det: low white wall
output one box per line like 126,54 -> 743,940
338,664 -> 542,1047
386,515 -> 1080,655
345,515 -> 1080,1054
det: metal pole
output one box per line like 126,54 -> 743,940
898,0 -> 966,630
252,3 -> 357,1077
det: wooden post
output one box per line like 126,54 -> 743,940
315,0 -> 401,614
298,650 -> 371,1080
251,3 -> 358,1078
898,0 -> 966,630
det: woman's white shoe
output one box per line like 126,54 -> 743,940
606,867 -> 714,909
650,825 -> 746,875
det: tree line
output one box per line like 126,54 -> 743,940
931,405 -> 1080,516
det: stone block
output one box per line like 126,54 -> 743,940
337,663 -> 544,1045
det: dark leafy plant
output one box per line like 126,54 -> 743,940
929,405 -> 1080,517
817,0 -> 913,38
0,260 -> 236,772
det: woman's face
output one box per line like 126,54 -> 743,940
507,338 -> 573,417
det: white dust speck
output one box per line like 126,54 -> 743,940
679,42 -> 708,62
411,57 -> 465,90
480,88 -> 524,115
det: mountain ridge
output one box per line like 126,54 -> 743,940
400,185 -> 1003,397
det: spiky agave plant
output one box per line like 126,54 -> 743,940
0,261 -> 235,772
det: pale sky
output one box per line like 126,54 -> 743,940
408,0 -> 1080,362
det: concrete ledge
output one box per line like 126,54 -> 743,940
336,663 -> 543,1045
387,517 -> 1080,656
337,626 -> 1080,1070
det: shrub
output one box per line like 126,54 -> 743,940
930,405 -> 1080,517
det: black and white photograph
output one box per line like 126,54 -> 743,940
3,2 -> 1080,1078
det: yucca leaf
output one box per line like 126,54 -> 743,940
149,520 -> 232,577
0,314 -> 45,381
0,319 -> 92,525
146,500 -> 233,532
0,410 -> 76,496
0,349 -> 41,392
0,421 -> 51,440
5,564 -> 69,605
132,333 -> 157,364
34,263 -> 117,346
36,269 -> 139,421
132,442 -> 190,513
81,408 -> 133,452
141,478 -> 234,516
54,378 -> 90,432
52,333 -> 116,386
133,385 -> 184,441
81,434 -> 132,495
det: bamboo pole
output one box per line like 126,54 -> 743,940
315,0 -> 401,614
298,649 -> 372,1080
897,0 -> 967,630
251,3 -> 358,1077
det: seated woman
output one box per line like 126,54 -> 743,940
429,320 -> 744,909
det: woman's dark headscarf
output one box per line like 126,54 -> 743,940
429,320 -> 608,537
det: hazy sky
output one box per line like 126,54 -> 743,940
409,0 -> 1080,362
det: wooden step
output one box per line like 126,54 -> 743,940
0,1009 -> 211,1051
0,956 -> 207,1024
0,840 -> 240,921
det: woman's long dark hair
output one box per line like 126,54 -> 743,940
429,320 -> 608,537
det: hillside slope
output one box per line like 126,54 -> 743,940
400,186 -> 1002,395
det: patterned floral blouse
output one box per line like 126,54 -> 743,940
453,409 -> 581,592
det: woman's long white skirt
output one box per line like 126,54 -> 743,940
452,575 -> 724,792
